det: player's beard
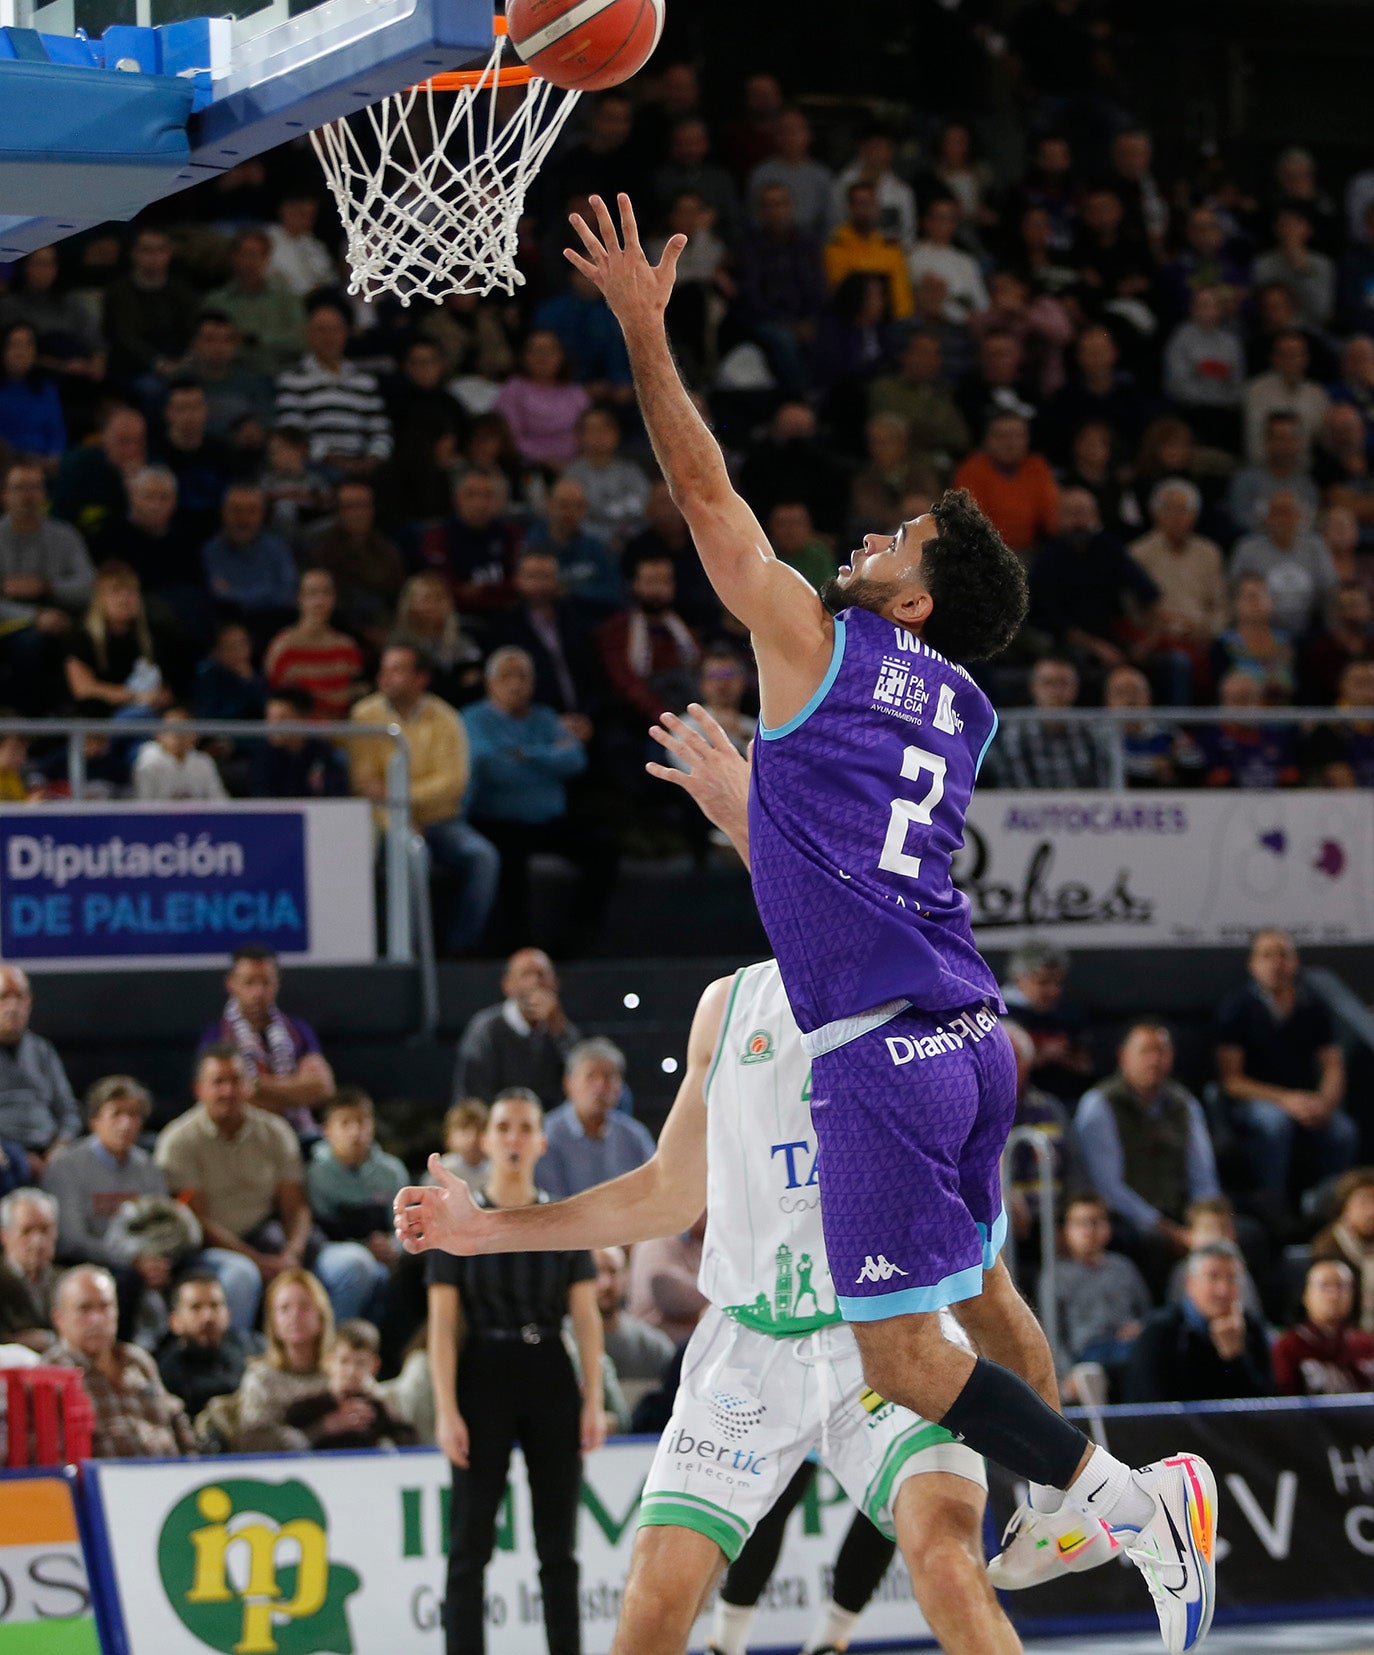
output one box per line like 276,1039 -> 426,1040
819,572 -> 902,617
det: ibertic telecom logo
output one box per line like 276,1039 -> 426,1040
740,1028 -> 775,1064
158,1479 -> 361,1655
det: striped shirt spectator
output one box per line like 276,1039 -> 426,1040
274,303 -> 392,472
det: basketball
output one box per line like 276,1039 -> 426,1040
507,0 -> 665,92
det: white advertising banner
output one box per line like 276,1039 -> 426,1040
958,790 -> 1374,949
86,1444 -> 933,1655
0,799 -> 375,969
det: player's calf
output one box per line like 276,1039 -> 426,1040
609,1526 -> 724,1655
895,1473 -> 1022,1655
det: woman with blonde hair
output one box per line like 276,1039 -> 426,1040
64,560 -> 170,719
232,1267 -> 335,1450
393,572 -> 483,707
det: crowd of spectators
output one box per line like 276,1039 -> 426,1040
0,42 -> 1370,949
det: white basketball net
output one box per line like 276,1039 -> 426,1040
311,33 -> 582,305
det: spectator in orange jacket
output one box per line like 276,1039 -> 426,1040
952,411 -> 1060,555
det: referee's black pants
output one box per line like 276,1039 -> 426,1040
446,1338 -> 583,1655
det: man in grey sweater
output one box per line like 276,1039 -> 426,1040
452,948 -> 582,1109
0,460 -> 94,712
0,968 -> 81,1173
42,1076 -> 168,1276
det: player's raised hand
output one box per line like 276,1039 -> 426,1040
394,1156 -> 486,1254
648,706 -> 751,859
566,193 -> 685,324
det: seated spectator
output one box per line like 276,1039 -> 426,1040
179,311 -> 275,443
1306,657 -> 1374,787
48,1265 -> 197,1456
1162,287 -> 1245,448
561,407 -> 649,549
201,943 -> 336,1132
532,267 -> 632,404
1001,1021 -> 1087,1246
737,401 -> 850,537
283,1318 -> 414,1448
952,412 -> 1059,557
822,181 -> 913,321
381,337 -> 471,521
274,301 -> 392,477
969,268 -> 1073,398
598,552 -> 700,728
487,549 -> 603,721
429,1100 -> 489,1191
1129,480 -> 1228,664
263,569 -> 363,722
92,467 -> 207,644
957,328 -> 1039,436
733,181 -> 827,396
1243,331 -> 1330,467
1165,1196 -> 1265,1322
201,484 -> 299,637
392,573 -> 484,709
52,405 -> 146,541
1076,1022 -> 1222,1292
1124,1242 -> 1274,1403
829,126 -> 917,249
0,1135 -> 32,1201
0,323 -> 65,464
102,228 -> 199,389
351,644 -> 499,955
194,624 -> 265,725
627,1212 -> 707,1346
156,1272 -> 257,1422
622,480 -> 717,629
1051,1195 -> 1151,1393
652,116 -> 741,244
464,647 -> 611,953
1305,581 -> 1374,703
906,197 -> 988,325
1228,411 -> 1321,535
65,560 -> 172,722
259,426 -> 332,542
526,476 -> 624,616
0,245 -> 106,395
494,330 -> 590,470
0,1187 -> 57,1349
0,968 -> 81,1173
1106,664 -> 1181,787
265,192 -> 338,296
1273,1258 -> 1374,1395
156,1045 -> 382,1328
1190,669 -> 1301,789
766,501 -> 836,593
1210,573 -> 1297,703
1313,402 -> 1374,531
132,706 -> 228,801
747,106 -> 832,242
152,380 -> 231,550
1329,335 -> 1374,446
594,1245 -> 674,1400
1070,187 -> 1158,326
248,690 -> 349,799
1232,488 -> 1339,638
687,642 -> 753,756
303,482 -> 403,648
1038,326 -> 1150,468
810,273 -> 903,431
537,1042 -> 654,1200
232,1267 -> 334,1450
1216,929 -> 1358,1214
307,1089 -> 407,1264
984,656 -> 1113,789
1251,207 -> 1335,330
867,331 -> 971,465
417,470 -> 520,616
0,457 -> 95,615
452,948 -> 582,1110
1312,1168 -> 1374,1331
848,416 -> 937,540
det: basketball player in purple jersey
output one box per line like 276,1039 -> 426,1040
567,195 -> 1216,1654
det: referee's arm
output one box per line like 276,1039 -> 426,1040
429,1282 -> 468,1466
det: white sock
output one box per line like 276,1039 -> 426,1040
1029,1480 -> 1064,1514
1063,1444 -> 1155,1532
804,1600 -> 861,1652
710,1600 -> 756,1655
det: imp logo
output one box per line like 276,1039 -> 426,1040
709,1391 -> 766,1441
741,1029 -> 775,1065
158,1479 -> 361,1655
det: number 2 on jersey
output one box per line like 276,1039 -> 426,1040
877,744 -> 947,881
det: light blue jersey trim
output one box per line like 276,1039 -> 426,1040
837,1205 -> 1009,1322
759,615 -> 846,740
974,709 -> 999,778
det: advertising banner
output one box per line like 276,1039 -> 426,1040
0,1471 -> 99,1654
958,790 -> 1374,948
0,801 -> 375,969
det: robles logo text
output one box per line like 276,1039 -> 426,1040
158,1479 -> 360,1655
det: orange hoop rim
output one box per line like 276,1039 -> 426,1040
423,14 -> 539,91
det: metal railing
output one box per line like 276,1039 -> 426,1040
0,719 -> 436,1018
992,704 -> 1374,790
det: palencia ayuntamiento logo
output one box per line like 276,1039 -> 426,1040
158,1479 -> 361,1655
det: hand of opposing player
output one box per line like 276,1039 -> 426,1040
394,1156 -> 488,1254
566,194 -> 685,327
647,706 -> 751,854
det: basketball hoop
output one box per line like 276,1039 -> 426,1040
311,16 -> 581,305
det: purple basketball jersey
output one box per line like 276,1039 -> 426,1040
749,605 -> 1002,1034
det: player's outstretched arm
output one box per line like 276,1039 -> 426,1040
567,194 -> 828,664
394,978 -> 727,1256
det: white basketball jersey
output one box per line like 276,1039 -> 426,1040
699,960 -> 842,1336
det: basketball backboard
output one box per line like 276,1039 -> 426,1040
0,0 -> 494,256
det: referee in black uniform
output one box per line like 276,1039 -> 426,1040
427,1087 -> 606,1655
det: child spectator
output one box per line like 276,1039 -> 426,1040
1272,1259 -> 1374,1394
283,1318 -> 415,1448
307,1089 -> 407,1271
427,1100 -> 489,1191
132,706 -> 228,801
1313,1167 -> 1374,1331
1051,1194 -> 1152,1396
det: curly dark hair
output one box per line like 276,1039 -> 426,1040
919,489 -> 1028,662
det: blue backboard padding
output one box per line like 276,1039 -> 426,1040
0,59 -> 192,217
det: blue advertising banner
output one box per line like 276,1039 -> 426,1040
0,810 -> 309,960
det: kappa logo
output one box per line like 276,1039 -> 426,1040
741,1029 -> 775,1064
855,1255 -> 908,1284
